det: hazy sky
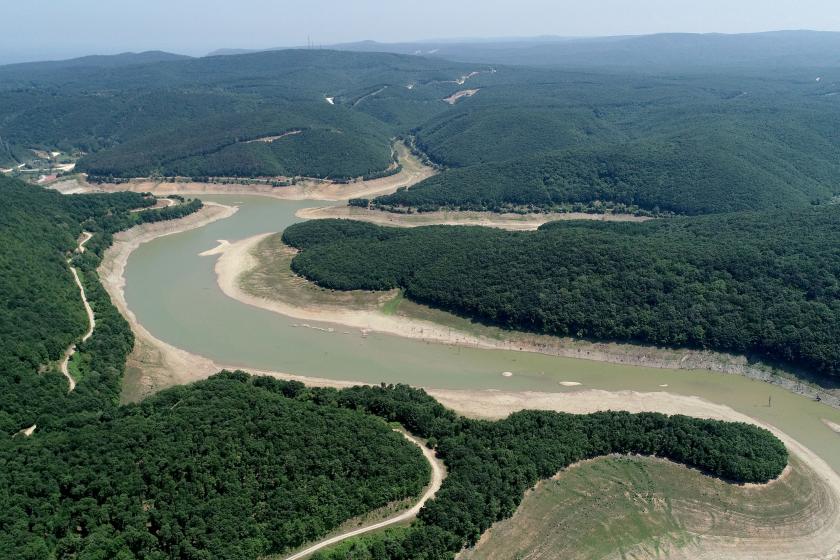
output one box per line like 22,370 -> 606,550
3,0 -> 840,63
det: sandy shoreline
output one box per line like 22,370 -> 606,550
213,233 -> 502,349
99,203 -> 238,396
297,205 -> 651,230
53,142 -> 436,202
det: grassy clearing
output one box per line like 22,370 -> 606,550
460,455 -> 825,560
240,233 -> 394,311
381,290 -> 404,316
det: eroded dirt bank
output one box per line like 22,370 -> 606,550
99,202 -> 238,399
297,205 -> 651,230
52,142 -> 436,202
434,388 -> 840,560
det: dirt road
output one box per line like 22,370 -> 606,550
282,429 -> 445,560
59,232 -> 95,392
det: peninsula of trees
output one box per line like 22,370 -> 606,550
284,210 -> 840,378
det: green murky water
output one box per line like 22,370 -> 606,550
124,196 -> 840,471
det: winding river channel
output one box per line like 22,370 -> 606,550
124,195 -> 840,472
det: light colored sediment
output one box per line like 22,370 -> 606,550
99,203 -> 240,396
429,388 -> 840,560
282,429 -> 445,560
295,206 -> 650,230
13,424 -> 37,438
444,88 -> 480,104
244,130 -> 302,144
212,233 -> 498,349
824,419 -> 840,434
54,142 -> 436,202
198,240 -> 231,256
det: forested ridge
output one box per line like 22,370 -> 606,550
0,176 -> 154,434
0,372 -> 786,560
284,210 -> 840,378
0,374 -> 430,559
5,48 -> 840,215
298,381 -> 786,559
377,83 -> 840,215
370,129 -> 840,215
0,178 -> 214,435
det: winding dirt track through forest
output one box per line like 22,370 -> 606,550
59,231 -> 95,392
282,430 -> 445,560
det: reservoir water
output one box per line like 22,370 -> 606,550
125,195 -> 840,471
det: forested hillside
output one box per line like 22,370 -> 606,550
371,129 -> 839,214
4,47 -> 840,212
390,73 -> 840,214
0,177 -> 151,433
76,106 -> 394,180
284,209 -> 840,377
0,373 -> 786,559
0,180 -> 432,558
0,374 -> 430,559
0,49 -> 483,176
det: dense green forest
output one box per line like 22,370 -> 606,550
5,47 -> 840,214
0,177 -> 149,433
284,210 -> 840,377
0,373 -> 786,559
76,107 -> 395,180
369,127 -> 839,214
0,50 -> 480,177
0,177 -> 214,435
0,374 -> 430,559
389,75 -> 840,214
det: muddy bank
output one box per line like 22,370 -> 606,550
53,142 -> 436,202
99,202 -> 238,400
296,205 -> 651,230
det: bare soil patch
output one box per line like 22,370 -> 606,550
296,206 -> 650,230
440,388 -> 840,560
444,89 -> 480,104
57,142 -> 435,202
